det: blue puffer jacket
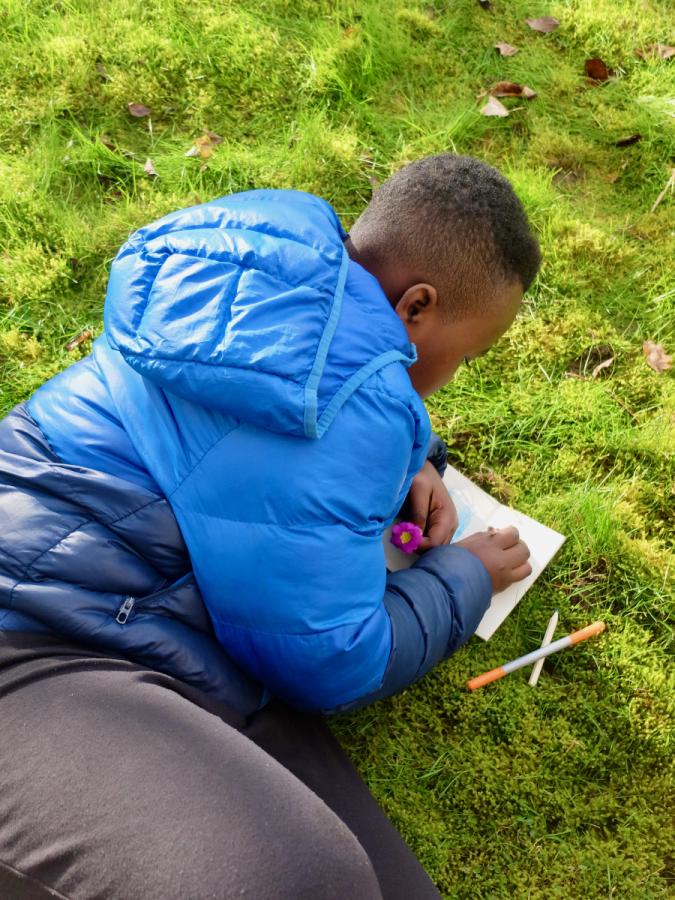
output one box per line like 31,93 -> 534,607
0,190 -> 491,713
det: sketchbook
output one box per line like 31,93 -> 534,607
383,465 -> 565,640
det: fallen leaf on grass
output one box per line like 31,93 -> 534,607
584,58 -> 612,82
143,158 -> 158,177
615,134 -> 642,147
635,43 -> 675,61
66,328 -> 93,352
643,341 -> 672,373
495,42 -> 519,56
185,131 -> 223,160
489,81 -> 537,99
591,356 -> 614,378
127,102 -> 151,118
481,96 -> 510,117
525,16 -> 559,33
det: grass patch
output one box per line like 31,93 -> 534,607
1,0 -> 673,896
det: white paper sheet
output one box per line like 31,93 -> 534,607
383,465 -> 565,640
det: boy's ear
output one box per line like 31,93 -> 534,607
394,283 -> 439,324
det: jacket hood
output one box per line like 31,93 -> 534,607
104,189 -> 418,439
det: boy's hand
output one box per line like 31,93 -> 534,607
404,461 -> 458,550
455,527 -> 532,593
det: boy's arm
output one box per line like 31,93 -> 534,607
426,431 -> 448,476
325,544 -> 491,713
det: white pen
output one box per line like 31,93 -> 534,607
528,609 -> 559,686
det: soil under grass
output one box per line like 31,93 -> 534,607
1,1 -> 673,897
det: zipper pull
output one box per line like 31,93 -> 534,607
115,596 -> 135,624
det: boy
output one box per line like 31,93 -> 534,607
0,154 -> 539,898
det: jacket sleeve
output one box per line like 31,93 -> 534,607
324,544 -> 492,713
426,431 -> 448,476
329,433 -> 489,714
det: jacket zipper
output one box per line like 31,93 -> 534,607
115,596 -> 135,625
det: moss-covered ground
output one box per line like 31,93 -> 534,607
1,1 -> 673,896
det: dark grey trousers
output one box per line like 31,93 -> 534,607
0,632 -> 441,900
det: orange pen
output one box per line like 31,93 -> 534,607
467,621 -> 606,691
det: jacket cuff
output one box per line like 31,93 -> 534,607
426,432 -> 448,476
412,544 -> 492,649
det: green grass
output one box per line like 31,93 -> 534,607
1,0 -> 673,896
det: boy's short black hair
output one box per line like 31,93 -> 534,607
351,154 -> 541,317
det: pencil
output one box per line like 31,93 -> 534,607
467,621 -> 606,692
528,609 -> 559,687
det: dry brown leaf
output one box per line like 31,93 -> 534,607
143,158 -> 158,177
127,102 -> 151,118
643,341 -> 672,373
525,16 -> 559,33
495,42 -> 519,56
635,43 -> 675,61
591,357 -> 614,378
490,81 -> 537,99
615,134 -> 642,147
584,58 -> 611,82
185,132 -> 223,160
481,96 -> 510,117
66,328 -> 93,353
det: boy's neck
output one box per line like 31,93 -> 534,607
343,235 -> 408,309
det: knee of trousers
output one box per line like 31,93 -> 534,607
152,801 -> 383,900
269,809 -> 383,900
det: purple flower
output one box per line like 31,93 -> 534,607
391,521 -> 423,554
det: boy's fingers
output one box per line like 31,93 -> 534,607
507,539 -> 531,567
494,525 -> 520,548
425,518 -> 454,548
406,487 -> 430,532
510,561 -> 533,582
